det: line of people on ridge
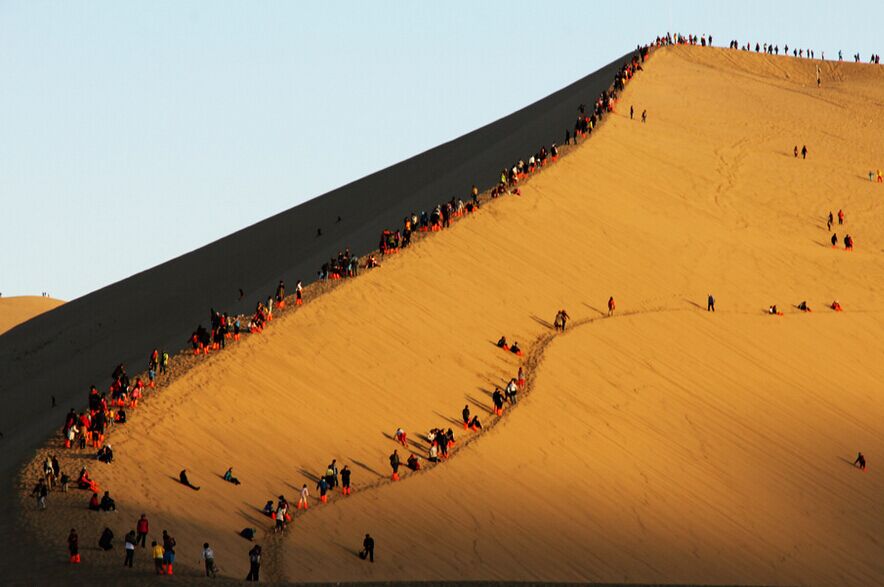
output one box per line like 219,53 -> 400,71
728,40 -> 880,64
39,37 -> 675,576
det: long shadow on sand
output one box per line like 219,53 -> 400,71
349,458 -> 385,479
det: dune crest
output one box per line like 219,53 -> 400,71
0,296 -> 63,335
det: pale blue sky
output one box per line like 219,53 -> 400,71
2,1 -> 881,300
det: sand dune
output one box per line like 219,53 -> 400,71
0,296 -> 62,335
17,46 -> 884,586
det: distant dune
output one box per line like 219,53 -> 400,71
0,296 -> 62,335
13,44 -> 884,586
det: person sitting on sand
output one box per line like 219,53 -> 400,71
831,300 -> 843,312
510,341 -> 522,355
263,500 -> 274,516
88,492 -> 100,511
223,467 -> 241,485
100,491 -> 116,512
78,468 -> 98,492
179,469 -> 200,491
768,305 -> 779,315
99,527 -> 114,550
798,301 -> 811,312
97,444 -> 113,464
496,336 -> 509,350
469,415 -> 483,431
406,454 -> 421,471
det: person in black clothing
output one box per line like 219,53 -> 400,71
831,233 -> 838,247
801,145 -> 808,159
179,469 -> 200,490
246,545 -> 261,581
341,465 -> 352,495
389,450 -> 401,480
99,527 -> 114,551
100,491 -> 116,512
854,452 -> 866,471
707,294 -> 715,312
462,405 -> 470,429
361,534 -> 375,562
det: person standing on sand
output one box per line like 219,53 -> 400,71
298,484 -> 309,510
793,145 -> 799,158
295,280 -> 303,306
854,452 -> 866,471
124,530 -> 136,568
827,211 -> 834,231
361,534 -> 375,562
462,405 -> 471,429
152,541 -> 164,574
831,233 -> 838,247
246,545 -> 261,581
838,209 -> 844,225
608,297 -> 616,316
707,294 -> 715,312
202,543 -> 218,578
390,450 -> 401,480
801,145 -> 808,159
559,309 -> 571,331
641,109 -> 647,123
630,105 -> 634,119
68,529 -> 80,563
341,465 -> 352,495
136,514 -> 149,548
32,478 -> 48,510
162,530 -> 176,575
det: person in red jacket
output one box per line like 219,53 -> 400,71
136,514 -> 149,548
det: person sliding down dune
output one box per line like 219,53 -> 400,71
179,469 -> 200,491
510,342 -> 522,356
798,301 -> 812,312
496,336 -> 509,350
223,467 -> 241,485
831,300 -> 844,312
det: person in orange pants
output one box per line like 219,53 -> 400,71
68,529 -> 80,563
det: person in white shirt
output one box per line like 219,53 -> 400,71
201,543 -> 217,577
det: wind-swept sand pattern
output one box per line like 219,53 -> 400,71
16,46 -> 884,585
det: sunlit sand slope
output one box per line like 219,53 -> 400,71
0,296 -> 62,335
21,46 -> 884,586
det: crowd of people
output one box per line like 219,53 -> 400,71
727,40 -> 881,64
31,31 -> 871,581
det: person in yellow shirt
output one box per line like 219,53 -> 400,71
152,541 -> 165,575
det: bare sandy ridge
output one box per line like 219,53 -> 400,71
16,46 -> 884,586
0,296 -> 63,336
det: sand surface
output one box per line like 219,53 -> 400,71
0,296 -> 62,335
14,46 -> 884,586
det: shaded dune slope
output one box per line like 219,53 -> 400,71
18,46 -> 884,586
0,49 -> 629,481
